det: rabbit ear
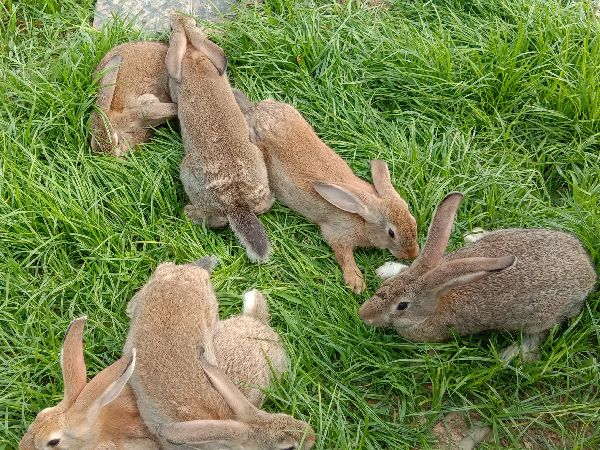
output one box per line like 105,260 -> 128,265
158,419 -> 249,448
422,256 -> 517,305
70,349 -> 136,424
184,22 -> 228,76
61,316 -> 88,405
313,182 -> 379,223
96,55 -> 122,113
199,352 -> 259,421
166,21 -> 188,81
371,160 -> 395,196
414,192 -> 464,271
192,255 -> 220,274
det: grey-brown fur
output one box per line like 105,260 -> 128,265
234,90 -> 418,292
124,262 -> 314,449
20,318 -> 159,450
90,41 -> 177,157
167,15 -> 273,262
360,192 -> 597,357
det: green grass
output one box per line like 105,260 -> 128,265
1,0 -> 599,448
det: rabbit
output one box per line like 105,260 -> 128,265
123,257 -> 315,449
166,15 -> 273,262
157,352 -> 316,450
20,317 -> 159,450
90,41 -> 178,157
359,192 -> 598,361
234,90 -> 419,292
213,288 -> 289,406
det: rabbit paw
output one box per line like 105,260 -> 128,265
376,261 -> 409,279
499,334 -> 542,363
463,227 -> 487,244
344,270 -> 365,293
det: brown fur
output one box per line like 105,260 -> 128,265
214,315 -> 287,406
360,193 -> 598,345
90,41 -> 177,157
124,263 -> 314,449
20,318 -> 159,450
123,262 -> 223,431
236,93 -> 418,292
168,16 -> 272,262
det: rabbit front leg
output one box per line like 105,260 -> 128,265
330,241 -> 365,293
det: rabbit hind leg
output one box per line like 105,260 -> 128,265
499,331 -> 547,362
184,204 -> 228,229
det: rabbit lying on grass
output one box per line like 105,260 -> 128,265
124,257 -> 316,449
234,90 -> 419,292
19,317 -> 159,450
20,259 -> 298,449
360,192 -> 597,361
90,41 -> 177,156
167,15 -> 273,262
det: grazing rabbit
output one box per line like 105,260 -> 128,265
234,90 -> 418,292
167,15 -> 273,262
123,257 -> 315,449
90,41 -> 177,157
359,192 -> 598,360
20,317 -> 159,450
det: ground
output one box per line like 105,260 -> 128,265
1,0 -> 599,448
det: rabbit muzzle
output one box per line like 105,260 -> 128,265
359,299 -> 389,327
392,243 -> 419,260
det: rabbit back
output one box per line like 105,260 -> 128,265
214,315 -> 288,407
245,100 -> 374,222
96,42 -> 170,111
178,52 -> 270,212
123,263 -> 231,437
434,228 -> 596,336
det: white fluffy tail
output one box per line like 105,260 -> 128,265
243,289 -> 270,323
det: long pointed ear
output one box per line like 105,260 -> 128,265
192,255 -> 220,274
199,351 -> 259,421
414,192 -> 464,272
184,23 -> 227,76
61,316 -> 88,405
423,256 -> 517,301
158,419 -> 249,448
70,349 -> 136,423
371,160 -> 396,196
313,182 -> 380,223
166,20 -> 188,81
95,55 -> 122,113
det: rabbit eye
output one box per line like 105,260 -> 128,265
396,302 -> 409,311
388,228 -> 395,239
47,439 -> 60,447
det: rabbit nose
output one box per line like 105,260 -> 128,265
407,243 -> 420,258
359,302 -> 376,324
394,244 -> 419,260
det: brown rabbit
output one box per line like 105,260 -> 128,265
123,258 -> 315,449
166,15 -> 273,262
90,41 -> 177,156
19,317 -> 159,450
234,90 -> 419,292
158,353 -> 316,450
359,192 -> 598,360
